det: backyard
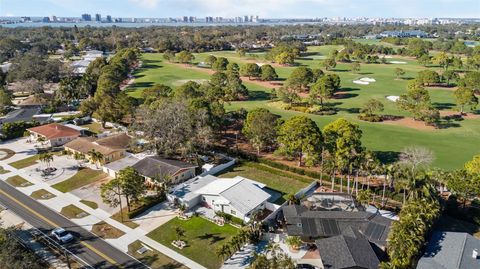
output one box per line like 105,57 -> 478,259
217,162 -> 311,204
147,216 -> 239,269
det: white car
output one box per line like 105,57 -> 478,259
51,227 -> 73,244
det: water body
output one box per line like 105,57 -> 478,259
1,21 -> 322,28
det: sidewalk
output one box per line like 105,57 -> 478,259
0,146 -> 206,269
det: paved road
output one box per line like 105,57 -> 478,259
0,180 -> 148,269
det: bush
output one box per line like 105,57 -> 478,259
1,121 -> 39,140
127,194 -> 165,219
215,211 -> 245,226
358,114 -> 383,122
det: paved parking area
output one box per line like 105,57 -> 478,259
70,176 -> 119,214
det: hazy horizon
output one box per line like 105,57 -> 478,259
1,0 -> 479,19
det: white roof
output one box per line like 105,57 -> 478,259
195,175 -> 270,215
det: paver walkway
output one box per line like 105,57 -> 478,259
0,138 -> 206,269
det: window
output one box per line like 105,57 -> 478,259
231,210 -> 236,215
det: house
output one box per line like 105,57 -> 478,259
283,204 -> 392,248
316,228 -> 380,269
102,155 -> 142,177
64,133 -> 131,164
417,231 -> 480,269
379,30 -> 428,38
27,123 -> 81,147
169,175 -> 271,222
132,156 -> 197,184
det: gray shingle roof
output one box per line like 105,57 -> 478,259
417,231 -> 480,269
316,229 -> 380,269
283,205 -> 392,247
132,156 -> 196,179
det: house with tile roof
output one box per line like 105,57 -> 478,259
64,133 -> 131,164
27,123 -> 81,147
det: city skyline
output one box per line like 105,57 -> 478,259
1,0 -> 479,18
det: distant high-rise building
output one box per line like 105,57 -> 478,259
244,15 -> 249,22
189,16 -> 195,23
95,14 -> 101,21
81,13 -> 92,21
183,16 -> 188,23
42,17 -> 50,23
106,15 -> 112,23
49,15 -> 57,22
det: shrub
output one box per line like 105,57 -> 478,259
358,114 -> 383,122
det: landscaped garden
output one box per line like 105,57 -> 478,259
52,168 -> 108,193
126,48 -> 480,169
147,216 -> 239,269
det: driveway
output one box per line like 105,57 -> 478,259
23,155 -> 79,185
0,137 -> 37,163
70,176 -> 119,214
132,201 -> 178,233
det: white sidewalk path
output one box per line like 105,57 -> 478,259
0,145 -> 206,269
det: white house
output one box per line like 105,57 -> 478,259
169,175 -> 271,222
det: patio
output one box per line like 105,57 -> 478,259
22,155 -> 81,185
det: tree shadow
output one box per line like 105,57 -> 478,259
433,102 -> 456,110
334,93 -> 358,99
339,87 -> 360,92
128,81 -> 154,89
336,107 -> 360,114
375,151 -> 400,164
248,91 -> 271,101
330,69 -> 350,72
356,72 -> 374,75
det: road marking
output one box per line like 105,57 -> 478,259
0,188 -> 121,268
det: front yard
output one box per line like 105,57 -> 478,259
52,168 -> 108,193
147,216 -> 239,269
128,240 -> 187,269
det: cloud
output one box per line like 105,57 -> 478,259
129,0 -> 161,8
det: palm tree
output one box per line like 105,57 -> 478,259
285,236 -> 302,251
287,194 -> 299,205
216,244 -> 231,261
174,226 -> 186,241
39,152 -> 54,169
87,149 -> 104,168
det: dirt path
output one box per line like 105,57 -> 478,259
380,117 -> 436,131
166,62 -> 283,89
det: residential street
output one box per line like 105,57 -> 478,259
0,180 -> 147,269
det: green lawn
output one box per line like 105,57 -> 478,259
9,155 -> 40,169
52,168 -> 108,193
128,240 -> 187,269
0,166 -> 10,174
80,199 -> 99,209
217,162 -> 311,204
147,216 -> 239,269
0,148 -> 15,161
30,189 -> 56,200
6,175 -> 33,187
60,204 -> 89,219
127,48 -> 480,169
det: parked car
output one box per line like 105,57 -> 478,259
51,227 -> 73,244
297,264 -> 318,269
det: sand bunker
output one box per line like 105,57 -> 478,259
389,61 -> 407,64
353,80 -> 370,85
172,79 -> 208,86
382,117 -> 436,131
386,96 -> 400,102
353,77 -> 376,85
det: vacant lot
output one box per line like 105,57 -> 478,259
147,216 -> 239,269
52,168 -> 108,193
128,240 -> 187,269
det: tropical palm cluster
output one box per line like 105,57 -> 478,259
381,198 -> 440,269
249,242 -> 295,269
216,225 -> 262,262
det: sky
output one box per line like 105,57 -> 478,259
0,0 -> 479,18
